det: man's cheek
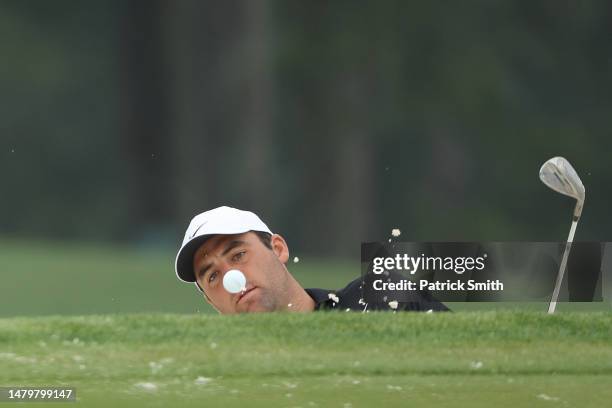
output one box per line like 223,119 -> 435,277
238,291 -> 262,312
211,292 -> 235,314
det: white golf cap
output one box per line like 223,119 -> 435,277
175,206 -> 273,283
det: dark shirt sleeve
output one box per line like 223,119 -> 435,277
309,274 -> 450,312
396,270 -> 450,311
397,291 -> 450,311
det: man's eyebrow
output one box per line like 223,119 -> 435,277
197,263 -> 212,280
221,240 -> 247,256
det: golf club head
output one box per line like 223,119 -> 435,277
539,156 -> 585,217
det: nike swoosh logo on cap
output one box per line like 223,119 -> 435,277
190,221 -> 208,239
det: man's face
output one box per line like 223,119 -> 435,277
192,232 -> 290,314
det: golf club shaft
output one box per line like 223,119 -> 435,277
548,212 -> 580,314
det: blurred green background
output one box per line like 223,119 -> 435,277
0,237 -> 355,316
1,1 -> 611,316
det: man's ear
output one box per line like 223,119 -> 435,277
271,234 -> 290,264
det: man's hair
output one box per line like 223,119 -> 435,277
254,230 -> 272,249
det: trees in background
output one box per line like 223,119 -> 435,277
2,1 -> 612,254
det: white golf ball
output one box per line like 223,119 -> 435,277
223,269 -> 246,294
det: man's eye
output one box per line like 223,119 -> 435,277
232,251 -> 246,262
208,271 -> 218,283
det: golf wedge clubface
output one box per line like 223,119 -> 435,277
539,157 -> 585,314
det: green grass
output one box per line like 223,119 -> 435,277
2,239 -> 611,406
1,312 -> 612,407
2,237 -> 609,317
0,238 -> 356,316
